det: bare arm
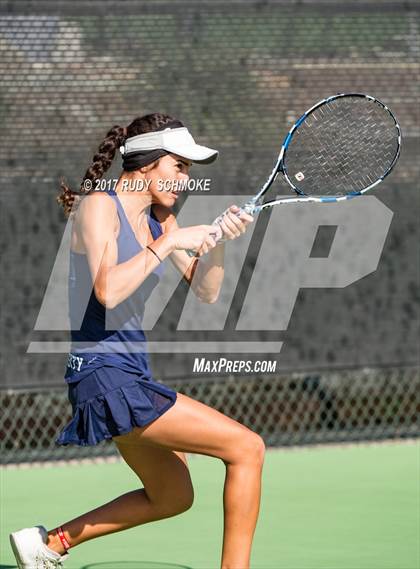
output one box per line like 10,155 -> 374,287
152,203 -> 254,303
153,205 -> 225,304
77,193 -> 175,309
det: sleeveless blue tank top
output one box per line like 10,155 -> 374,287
64,189 -> 165,384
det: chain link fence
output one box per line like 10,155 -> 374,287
1,2 -> 419,465
1,1 -> 419,391
1,365 -> 418,464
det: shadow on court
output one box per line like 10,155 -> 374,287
81,563 -> 193,569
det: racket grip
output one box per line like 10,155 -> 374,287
185,207 -> 246,257
186,226 -> 224,258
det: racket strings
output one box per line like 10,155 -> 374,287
284,97 -> 399,196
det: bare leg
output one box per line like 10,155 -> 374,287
47,445 -> 193,554
221,457 -> 264,568
48,392 -> 265,568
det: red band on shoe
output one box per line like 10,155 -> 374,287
57,526 -> 71,551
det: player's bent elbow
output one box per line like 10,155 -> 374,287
94,286 -> 117,310
199,292 -> 219,304
192,281 -> 220,304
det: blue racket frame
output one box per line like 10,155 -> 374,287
187,93 -> 402,256
243,92 -> 402,213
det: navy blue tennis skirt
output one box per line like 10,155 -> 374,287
55,366 -> 178,447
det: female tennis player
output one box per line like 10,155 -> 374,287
9,114 -> 264,569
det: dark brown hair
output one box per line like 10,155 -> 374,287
56,113 -> 178,217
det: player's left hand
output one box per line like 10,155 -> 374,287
217,205 -> 254,241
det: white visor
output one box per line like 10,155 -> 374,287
119,127 -> 218,164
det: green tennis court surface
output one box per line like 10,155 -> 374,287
1,442 -> 419,569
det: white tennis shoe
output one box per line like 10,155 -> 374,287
9,525 -> 69,568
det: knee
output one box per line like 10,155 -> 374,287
152,486 -> 194,518
247,432 -> 266,465
174,487 -> 195,514
226,431 -> 266,467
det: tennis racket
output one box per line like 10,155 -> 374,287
187,93 -> 401,257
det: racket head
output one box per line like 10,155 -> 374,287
281,93 -> 401,200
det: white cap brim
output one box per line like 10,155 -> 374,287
121,127 -> 218,164
164,141 -> 218,164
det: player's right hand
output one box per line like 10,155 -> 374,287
170,225 -> 219,256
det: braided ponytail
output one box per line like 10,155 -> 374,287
56,125 -> 127,218
57,113 -> 179,217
